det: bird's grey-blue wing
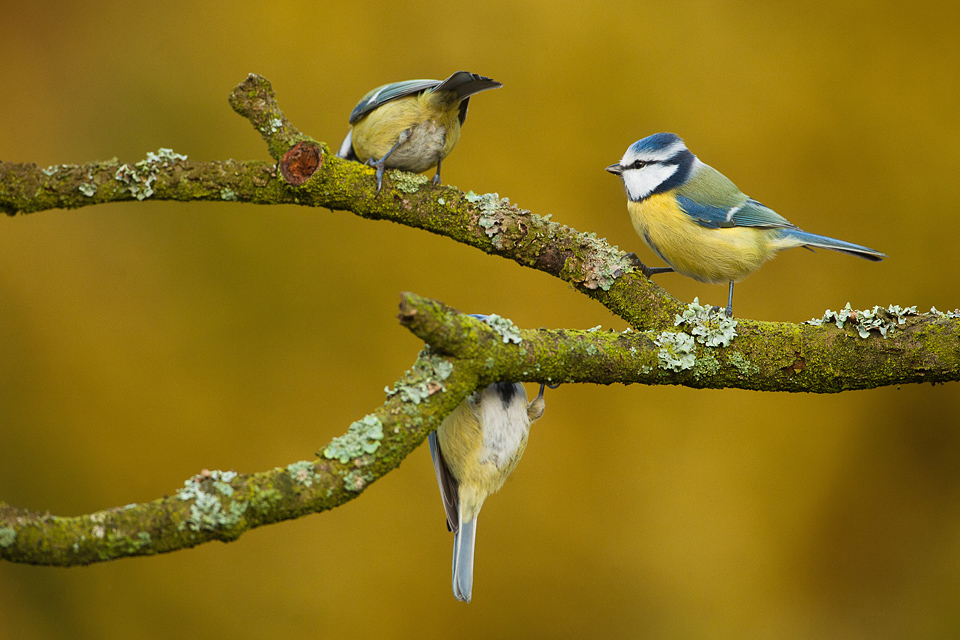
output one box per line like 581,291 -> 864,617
348,79 -> 441,124
428,432 -> 460,534
676,162 -> 795,230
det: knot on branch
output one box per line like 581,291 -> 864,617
280,142 -> 322,186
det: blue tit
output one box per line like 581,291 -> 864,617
337,71 -> 501,194
606,133 -> 886,317
428,379 -> 546,603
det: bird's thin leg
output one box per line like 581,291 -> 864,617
367,128 -> 412,195
432,154 -> 443,186
725,281 -> 735,317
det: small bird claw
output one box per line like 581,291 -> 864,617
373,163 -> 387,195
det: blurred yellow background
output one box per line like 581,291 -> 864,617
2,1 -> 959,638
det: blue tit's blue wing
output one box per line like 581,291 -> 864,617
676,163 -> 795,230
348,79 -> 442,124
428,432 -> 460,533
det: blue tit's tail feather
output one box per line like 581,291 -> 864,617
432,72 -> 501,125
452,516 -> 477,603
432,71 -> 501,100
780,229 -> 886,261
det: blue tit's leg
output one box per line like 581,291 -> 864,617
624,252 -> 675,279
432,154 -> 443,186
367,128 -> 412,195
725,281 -> 735,317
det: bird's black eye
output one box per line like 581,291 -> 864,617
631,159 -> 648,169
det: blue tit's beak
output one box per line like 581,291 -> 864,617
605,163 -> 623,176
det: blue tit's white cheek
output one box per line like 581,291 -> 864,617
622,163 -> 679,201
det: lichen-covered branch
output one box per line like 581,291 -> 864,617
0,320 -> 481,566
2,293 -> 958,565
0,74 -> 681,330
2,74 -> 959,566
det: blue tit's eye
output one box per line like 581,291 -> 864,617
631,160 -> 648,169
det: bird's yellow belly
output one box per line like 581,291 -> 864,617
351,94 -> 461,173
628,194 -> 779,283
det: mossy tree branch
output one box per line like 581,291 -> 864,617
1,74 -> 957,566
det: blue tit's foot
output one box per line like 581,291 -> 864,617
367,129 -> 413,196
624,252 -> 674,278
645,266 -> 675,277
362,156 -> 388,196
374,162 -> 387,195
431,154 -> 443,186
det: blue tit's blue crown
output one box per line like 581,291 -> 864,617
627,133 -> 685,159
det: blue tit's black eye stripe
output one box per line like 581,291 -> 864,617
631,159 -> 648,169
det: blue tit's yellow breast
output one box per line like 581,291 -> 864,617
627,192 -> 780,283
436,388 -> 530,522
350,92 -> 463,172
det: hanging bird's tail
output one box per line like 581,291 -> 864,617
452,515 -> 478,603
779,229 -> 886,261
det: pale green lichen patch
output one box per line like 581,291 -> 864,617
675,298 -> 738,347
114,148 -> 188,200
693,354 -> 720,379
249,486 -> 282,514
0,527 -> 16,547
220,187 -> 237,200
728,352 -> 760,376
466,191 -> 512,248
343,470 -> 370,493
388,170 -> 429,193
385,351 -> 456,404
78,183 -> 97,196
481,314 -> 522,344
654,332 -> 697,371
176,470 -> 247,532
100,529 -> 154,558
286,460 -> 320,487
322,414 -> 384,462
564,230 -> 635,291
41,165 -> 60,176
806,303 -> 919,338
929,306 -> 960,319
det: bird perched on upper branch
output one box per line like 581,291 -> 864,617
337,71 -> 501,194
429,375 -> 546,603
606,133 -> 886,316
